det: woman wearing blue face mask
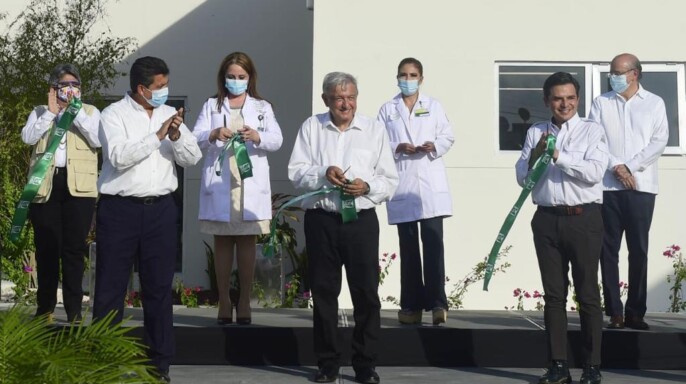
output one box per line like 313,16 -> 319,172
193,52 -> 283,325
20,63 -> 101,323
377,57 -> 455,326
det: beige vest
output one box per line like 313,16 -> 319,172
29,104 -> 99,202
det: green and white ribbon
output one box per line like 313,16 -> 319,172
262,185 -> 359,258
483,134 -> 556,291
215,135 -> 252,179
9,98 -> 83,242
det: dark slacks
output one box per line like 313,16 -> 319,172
305,208 -> 380,371
600,190 -> 655,319
29,168 -> 95,321
397,217 -> 447,311
531,205 -> 603,365
93,194 -> 177,373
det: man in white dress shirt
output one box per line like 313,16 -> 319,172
516,72 -> 609,384
288,72 -> 398,384
94,56 -> 201,383
588,53 -> 668,331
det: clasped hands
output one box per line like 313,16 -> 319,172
528,133 -> 559,169
326,166 -> 367,197
209,125 -> 261,145
157,108 -> 184,142
614,164 -> 636,190
396,141 -> 436,155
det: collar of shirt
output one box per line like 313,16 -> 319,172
323,113 -> 364,132
612,83 -> 647,103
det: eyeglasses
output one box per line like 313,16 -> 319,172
607,68 -> 635,78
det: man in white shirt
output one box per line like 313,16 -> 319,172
288,72 -> 398,384
516,72 -> 609,384
588,53 -> 669,331
94,56 -> 201,383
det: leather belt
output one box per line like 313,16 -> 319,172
537,203 -> 600,216
101,194 -> 169,206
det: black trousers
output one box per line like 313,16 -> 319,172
397,217 -> 447,311
93,194 -> 177,373
600,190 -> 655,319
29,168 -> 95,321
531,205 -> 603,365
305,208 -> 380,371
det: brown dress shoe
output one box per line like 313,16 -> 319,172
606,315 -> 624,329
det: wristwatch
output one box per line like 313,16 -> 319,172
364,182 -> 370,195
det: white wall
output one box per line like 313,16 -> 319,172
313,0 -> 686,311
2,0 -> 314,292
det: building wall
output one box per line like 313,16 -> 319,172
313,0 -> 686,311
2,0 -> 314,292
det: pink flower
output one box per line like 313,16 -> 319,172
391,253 -> 397,260
382,252 -> 388,257
195,287 -> 201,292
285,283 -> 291,290
524,291 -> 531,298
303,291 -> 311,299
673,245 -> 681,251
23,265 -> 33,273
533,290 -> 542,298
664,250 -> 673,257
513,288 -> 521,297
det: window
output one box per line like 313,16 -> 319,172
497,63 -> 590,151
497,62 -> 686,154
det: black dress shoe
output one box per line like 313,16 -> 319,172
217,317 -> 233,325
354,367 -> 380,384
606,315 -> 624,329
625,316 -> 649,330
236,317 -> 251,325
538,360 -> 571,384
155,370 -> 171,383
580,364 -> 602,384
313,366 -> 339,383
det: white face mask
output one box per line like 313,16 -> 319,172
397,79 -> 419,96
609,74 -> 630,93
143,86 -> 169,108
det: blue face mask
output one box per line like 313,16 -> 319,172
397,79 -> 419,96
143,86 -> 169,108
226,79 -> 248,96
609,74 -> 630,93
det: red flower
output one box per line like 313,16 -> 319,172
303,291 -> 311,299
664,250 -> 673,257
533,290 -> 542,298
391,253 -> 397,260
513,288 -> 521,297
23,265 -> 33,273
524,291 -> 531,298
673,244 -> 681,251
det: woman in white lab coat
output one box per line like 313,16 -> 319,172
377,57 -> 455,326
193,52 -> 283,325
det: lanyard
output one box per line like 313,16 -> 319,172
483,134 -> 557,291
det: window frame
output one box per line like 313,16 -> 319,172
495,62 -> 593,152
497,61 -> 685,155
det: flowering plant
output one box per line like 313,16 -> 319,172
378,252 -> 397,286
125,290 -> 142,307
663,244 -> 686,313
447,245 -> 512,309
508,288 -> 544,311
174,279 -> 202,308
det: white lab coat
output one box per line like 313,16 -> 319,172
193,95 -> 282,222
377,93 -> 454,224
